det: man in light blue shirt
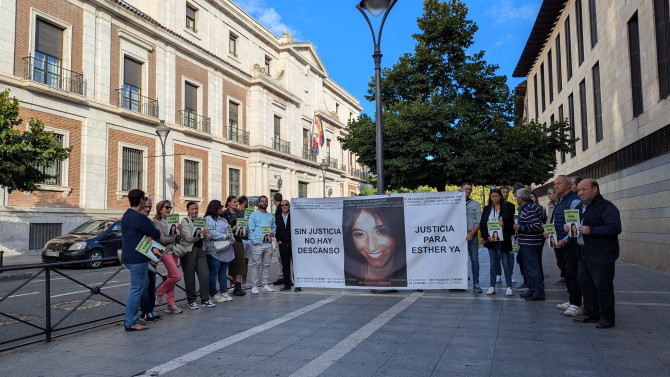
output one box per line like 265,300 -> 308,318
247,195 -> 276,294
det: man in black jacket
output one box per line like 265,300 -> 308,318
570,179 -> 621,329
276,199 -> 299,291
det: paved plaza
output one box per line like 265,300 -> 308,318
1,247 -> 669,377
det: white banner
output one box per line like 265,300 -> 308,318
291,192 -> 468,290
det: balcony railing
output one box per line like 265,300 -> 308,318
272,134 -> 290,154
114,88 -> 158,118
350,167 -> 369,180
224,125 -> 250,145
341,164 -> 347,172
327,156 -> 338,169
23,56 -> 83,95
178,109 -> 210,133
302,146 -> 317,162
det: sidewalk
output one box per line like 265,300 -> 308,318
1,246 -> 668,376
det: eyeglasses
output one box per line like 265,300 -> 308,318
280,204 -> 290,207
164,206 -> 172,210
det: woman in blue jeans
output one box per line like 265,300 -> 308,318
479,189 -> 515,297
204,200 -> 235,302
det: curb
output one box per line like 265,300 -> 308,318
0,270 -> 41,281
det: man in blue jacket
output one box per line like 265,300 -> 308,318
121,189 -> 161,331
570,179 -> 621,329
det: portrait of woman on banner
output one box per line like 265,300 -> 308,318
342,197 -> 407,287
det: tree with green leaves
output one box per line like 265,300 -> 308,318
0,89 -> 72,193
341,0 -> 576,189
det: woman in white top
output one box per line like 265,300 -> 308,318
204,200 -> 235,302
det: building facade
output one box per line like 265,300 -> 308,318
0,0 -> 368,255
514,0 -> 670,270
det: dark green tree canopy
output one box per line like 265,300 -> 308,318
341,0 -> 575,189
0,89 -> 72,193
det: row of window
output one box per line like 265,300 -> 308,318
534,0 -> 598,118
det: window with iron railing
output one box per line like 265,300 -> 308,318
184,159 -> 199,197
38,133 -> 65,185
229,168 -> 240,198
121,147 -> 143,191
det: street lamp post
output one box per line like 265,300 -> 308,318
155,120 -> 171,201
356,0 -> 397,195
319,159 -> 329,198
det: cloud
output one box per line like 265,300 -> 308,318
235,0 -> 300,39
486,0 -> 539,26
494,33 -> 514,46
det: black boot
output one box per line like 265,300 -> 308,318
233,282 -> 246,296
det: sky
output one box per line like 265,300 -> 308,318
236,0 -> 542,115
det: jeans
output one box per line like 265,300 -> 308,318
487,243 -> 514,288
124,262 -> 148,327
207,255 -> 230,296
519,245 -> 545,298
249,243 -> 273,286
156,254 -> 181,307
467,237 -> 479,286
140,269 -> 156,315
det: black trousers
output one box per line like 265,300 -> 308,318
564,243 -> 582,306
578,258 -> 616,323
554,247 -> 567,279
278,242 -> 292,288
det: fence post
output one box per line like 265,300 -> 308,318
45,267 -> 51,342
0,250 -> 4,270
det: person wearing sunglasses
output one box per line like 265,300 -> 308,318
153,200 -> 183,314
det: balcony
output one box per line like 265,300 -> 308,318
272,134 -> 290,154
224,124 -> 250,145
302,146 -> 317,162
23,56 -> 83,95
327,156 -> 338,169
350,167 -> 369,180
115,88 -> 158,118
178,109 -> 210,133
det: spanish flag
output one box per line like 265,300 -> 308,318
312,114 -> 324,147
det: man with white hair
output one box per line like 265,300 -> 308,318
514,188 -> 545,301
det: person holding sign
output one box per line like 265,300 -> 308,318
480,188 -> 515,297
569,179 -> 621,329
343,197 -> 407,288
275,200 -> 298,292
222,195 -> 247,296
152,200 -> 183,314
205,200 -> 235,303
180,201 -> 214,310
247,195 -> 277,294
513,188 -> 545,301
462,182 -> 482,293
238,195 -> 254,290
121,189 -> 161,331
546,175 -> 583,317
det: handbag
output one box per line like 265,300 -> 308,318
173,243 -> 189,257
212,239 -> 231,252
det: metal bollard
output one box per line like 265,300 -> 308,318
0,250 -> 3,270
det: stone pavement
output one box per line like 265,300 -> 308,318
1,246 -> 669,377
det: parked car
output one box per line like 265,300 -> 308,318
41,219 -> 122,268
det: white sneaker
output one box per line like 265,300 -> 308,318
556,301 -> 570,310
213,294 -> 226,303
512,278 -> 517,283
486,287 -> 496,295
505,287 -> 513,296
262,284 -> 274,292
563,305 -> 584,317
221,293 -> 233,302
496,275 -> 501,283
251,286 -> 259,295
242,282 -> 254,289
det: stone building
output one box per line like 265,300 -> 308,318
0,0 -> 367,255
514,0 -> 670,270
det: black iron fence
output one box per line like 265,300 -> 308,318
115,88 -> 158,118
178,109 -> 211,133
224,125 -> 250,145
272,134 -> 290,154
23,56 -> 84,95
0,258 -> 187,352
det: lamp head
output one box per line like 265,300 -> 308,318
156,120 -> 171,141
358,0 -> 391,17
319,159 -> 329,171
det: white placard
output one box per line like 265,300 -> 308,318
291,192 -> 468,290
